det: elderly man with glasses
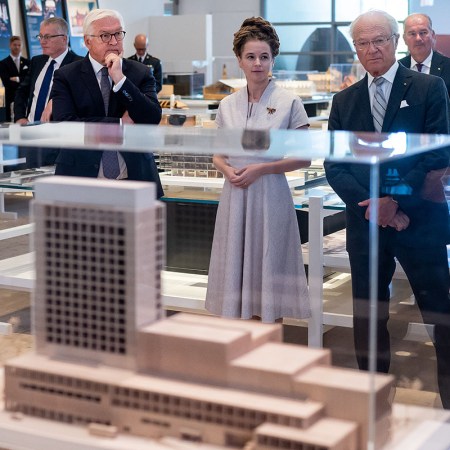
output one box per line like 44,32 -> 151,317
325,9 -> 450,409
51,8 -> 163,197
14,17 -> 81,124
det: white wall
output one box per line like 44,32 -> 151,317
98,0 -> 166,57
178,0 -> 261,80
8,0 -> 25,41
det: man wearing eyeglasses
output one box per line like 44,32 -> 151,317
325,10 -> 450,409
128,34 -> 162,93
14,17 -> 81,125
399,13 -> 450,97
51,9 -> 163,197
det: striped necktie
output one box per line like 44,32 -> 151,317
372,77 -> 387,132
99,67 -> 120,179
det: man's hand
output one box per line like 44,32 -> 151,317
388,210 -> 410,231
40,99 -> 52,122
121,110 -> 134,124
15,118 -> 29,125
358,196 -> 399,226
105,52 -> 124,85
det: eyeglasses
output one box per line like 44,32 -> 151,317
353,34 -> 396,51
89,31 -> 126,43
36,34 -> 65,41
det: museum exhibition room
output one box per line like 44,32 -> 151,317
0,0 -> 449,449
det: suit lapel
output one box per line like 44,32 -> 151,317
6,56 -> 18,76
80,56 -> 106,116
33,56 -> 49,88
356,75 -> 375,131
382,66 -> 412,132
430,52 -> 443,77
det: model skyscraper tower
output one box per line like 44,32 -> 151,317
32,177 -> 165,370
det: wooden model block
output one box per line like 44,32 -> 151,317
254,418 -> 358,450
294,366 -> 394,450
136,319 -> 253,384
229,342 -> 331,396
167,313 -> 283,346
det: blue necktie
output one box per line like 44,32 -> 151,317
99,67 -> 120,179
34,59 -> 56,121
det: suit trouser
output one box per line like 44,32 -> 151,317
348,242 -> 450,409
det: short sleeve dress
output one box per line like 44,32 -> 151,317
205,80 -> 311,323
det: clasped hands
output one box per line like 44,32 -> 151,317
358,196 -> 409,231
224,163 -> 263,188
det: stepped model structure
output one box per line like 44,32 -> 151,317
4,176 -> 394,450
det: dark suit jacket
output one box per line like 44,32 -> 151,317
325,64 -> 450,252
399,51 -> 450,97
13,51 -> 81,122
0,55 -> 29,121
128,53 -> 162,93
51,55 -> 163,198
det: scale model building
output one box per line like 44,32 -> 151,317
4,177 -> 394,450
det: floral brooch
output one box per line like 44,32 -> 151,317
267,107 -> 276,115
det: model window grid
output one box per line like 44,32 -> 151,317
38,204 -> 128,354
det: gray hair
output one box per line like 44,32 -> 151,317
83,9 -> 125,36
41,17 -> 69,36
349,10 -> 399,40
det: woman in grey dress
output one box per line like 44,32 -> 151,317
205,17 -> 311,323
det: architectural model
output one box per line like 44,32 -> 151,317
4,176 -> 394,450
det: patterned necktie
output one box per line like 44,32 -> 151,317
372,77 -> 387,132
34,59 -> 56,121
99,67 -> 120,179
100,66 -> 110,115
416,63 -> 423,72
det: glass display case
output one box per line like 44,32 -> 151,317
0,122 -> 449,450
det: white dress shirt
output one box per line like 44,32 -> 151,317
28,49 -> 69,122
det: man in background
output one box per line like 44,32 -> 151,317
51,9 -> 163,197
13,17 -> 81,168
128,33 -> 162,93
14,17 -> 81,124
399,13 -> 450,97
0,36 -> 29,122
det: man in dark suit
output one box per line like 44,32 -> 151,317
128,33 -> 162,93
325,10 -> 450,408
399,13 -> 450,97
14,17 -> 81,124
0,36 -> 29,122
51,9 -> 163,198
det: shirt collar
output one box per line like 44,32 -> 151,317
368,61 -> 399,86
52,48 -> 69,66
411,50 -> 433,69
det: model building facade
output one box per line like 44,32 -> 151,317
4,177 -> 393,450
